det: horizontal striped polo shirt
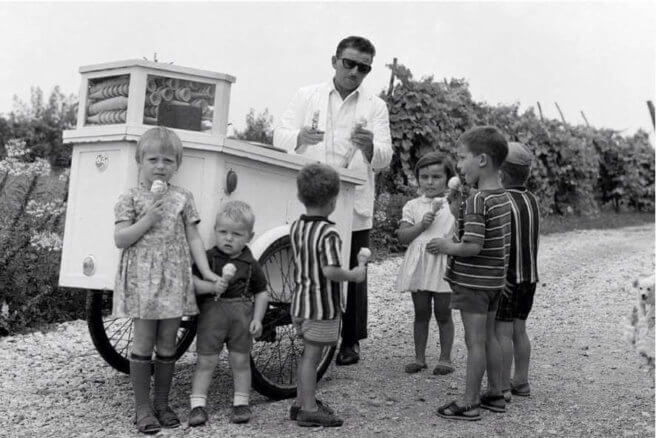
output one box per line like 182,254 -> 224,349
290,215 -> 343,320
445,189 -> 512,291
506,187 -> 540,284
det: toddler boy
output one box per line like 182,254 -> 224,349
188,200 -> 269,426
289,163 -> 366,427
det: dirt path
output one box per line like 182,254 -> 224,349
0,225 -> 654,437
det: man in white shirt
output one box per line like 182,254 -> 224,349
274,36 -> 392,366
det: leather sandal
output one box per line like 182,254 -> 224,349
154,405 -> 180,428
436,401 -> 481,421
135,411 -> 161,434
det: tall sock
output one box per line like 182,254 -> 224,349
233,392 -> 250,406
130,353 -> 153,418
153,353 -> 176,411
190,394 -> 207,409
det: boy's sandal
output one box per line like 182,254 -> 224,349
436,401 -> 481,421
135,411 -> 161,435
432,361 -> 455,375
154,406 -> 181,428
511,382 -> 531,397
404,362 -> 427,374
480,392 -> 506,413
502,388 -> 512,403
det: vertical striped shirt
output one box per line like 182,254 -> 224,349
290,215 -> 343,320
445,189 -> 512,291
506,187 -> 540,284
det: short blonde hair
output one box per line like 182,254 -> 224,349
135,127 -> 183,166
215,200 -> 256,232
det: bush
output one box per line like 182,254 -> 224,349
0,140 -> 85,336
370,191 -> 415,257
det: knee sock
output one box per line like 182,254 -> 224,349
153,353 -> 176,411
190,394 -> 207,409
129,353 -> 153,417
233,392 -> 250,406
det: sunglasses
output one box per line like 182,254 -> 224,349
339,58 -> 372,74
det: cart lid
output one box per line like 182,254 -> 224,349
78,59 -> 236,83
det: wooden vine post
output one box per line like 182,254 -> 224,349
387,57 -> 397,97
554,102 -> 566,124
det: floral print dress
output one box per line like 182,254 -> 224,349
112,184 -> 200,319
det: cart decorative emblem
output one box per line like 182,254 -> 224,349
95,154 -> 109,171
83,255 -> 96,276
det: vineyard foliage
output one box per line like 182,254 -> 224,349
372,63 -> 654,250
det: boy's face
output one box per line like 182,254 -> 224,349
214,216 -> 253,257
456,142 -> 482,186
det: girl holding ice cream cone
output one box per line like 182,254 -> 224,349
395,152 -> 458,376
113,127 -> 219,434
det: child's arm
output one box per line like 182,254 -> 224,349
396,213 -> 435,245
193,275 -> 228,297
322,265 -> 366,283
114,199 -> 165,248
249,291 -> 270,338
186,222 -> 220,282
426,238 -> 482,257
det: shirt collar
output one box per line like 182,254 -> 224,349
300,214 -> 335,225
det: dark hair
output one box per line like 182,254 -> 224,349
414,151 -> 456,181
297,163 -> 340,208
458,126 -> 508,168
336,36 -> 376,58
500,161 -> 531,186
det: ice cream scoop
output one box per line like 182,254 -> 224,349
354,117 -> 367,130
447,176 -> 461,191
357,247 -> 372,266
151,179 -> 167,198
222,263 -> 237,281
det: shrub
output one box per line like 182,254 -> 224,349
0,140 -> 85,336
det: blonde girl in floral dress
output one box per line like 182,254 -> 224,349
113,127 -> 219,434
395,152 -> 457,376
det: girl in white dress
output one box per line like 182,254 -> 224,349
396,152 -> 457,375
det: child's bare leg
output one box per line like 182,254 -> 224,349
484,311 -> 503,395
410,291 -> 431,367
298,342 -> 322,411
460,311 -> 487,407
495,320 -> 514,391
190,354 -> 220,406
153,318 -> 182,426
229,351 -> 252,406
433,293 -> 454,363
512,319 -> 531,385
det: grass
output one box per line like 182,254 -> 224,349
540,210 -> 655,235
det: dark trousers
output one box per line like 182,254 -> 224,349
340,229 -> 369,346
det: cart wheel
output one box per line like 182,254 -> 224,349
86,290 -> 197,374
251,236 -> 337,400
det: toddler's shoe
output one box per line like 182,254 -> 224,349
502,388 -> 512,403
188,406 -> 208,427
289,399 -> 334,420
480,391 -> 506,413
296,408 -> 343,427
511,382 -> 531,397
231,405 -> 252,424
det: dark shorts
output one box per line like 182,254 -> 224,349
449,284 -> 501,314
496,281 -> 537,322
196,298 -> 253,355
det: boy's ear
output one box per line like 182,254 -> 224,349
478,153 -> 488,168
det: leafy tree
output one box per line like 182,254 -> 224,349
232,108 -> 274,145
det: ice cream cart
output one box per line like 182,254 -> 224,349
58,59 -> 365,399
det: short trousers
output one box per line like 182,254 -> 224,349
292,315 -> 341,346
196,298 -> 254,355
496,281 -> 537,322
449,284 -> 501,314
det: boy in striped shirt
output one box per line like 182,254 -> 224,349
428,126 -> 511,421
289,163 -> 366,427
494,142 -> 540,401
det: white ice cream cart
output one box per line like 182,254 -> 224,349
58,59 -> 365,399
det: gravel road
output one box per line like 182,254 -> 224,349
1,224 -> 654,438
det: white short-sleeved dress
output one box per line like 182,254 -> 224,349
112,184 -> 200,319
395,195 -> 455,294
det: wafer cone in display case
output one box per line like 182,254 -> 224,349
144,106 -> 158,118
201,120 -> 212,131
88,96 -> 128,115
147,79 -> 158,92
87,110 -> 127,124
157,87 -> 174,102
147,92 -> 163,106
174,88 -> 191,102
89,77 -> 129,95
143,116 -> 157,125
88,83 -> 129,100
190,98 -> 209,111
165,78 -> 181,89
